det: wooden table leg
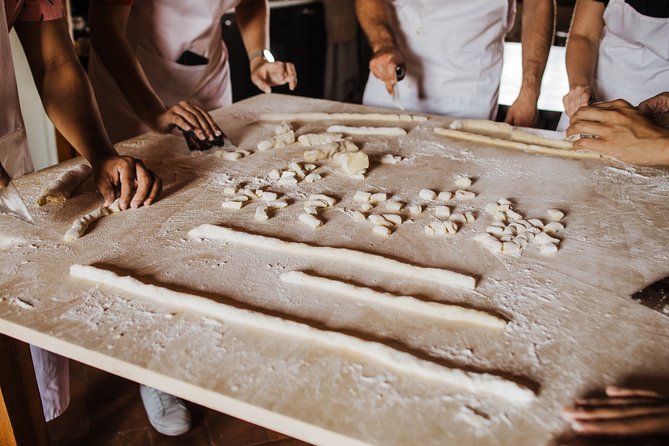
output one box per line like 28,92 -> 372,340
0,335 -> 50,446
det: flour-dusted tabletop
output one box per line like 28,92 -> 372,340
2,94 -> 669,446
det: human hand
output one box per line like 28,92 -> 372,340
505,90 -> 539,127
563,386 -> 669,436
0,163 -> 9,188
563,85 -> 593,117
369,46 -> 404,95
151,100 -> 222,141
250,60 -> 298,94
639,92 -> 669,127
91,155 -> 162,210
566,99 -> 669,166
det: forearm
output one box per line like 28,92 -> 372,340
519,0 -> 555,100
88,3 -> 166,128
355,0 -> 396,52
39,58 -> 117,163
236,0 -> 269,67
565,35 -> 598,89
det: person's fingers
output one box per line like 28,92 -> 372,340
0,163 -> 10,188
286,62 -> 298,90
639,92 -> 669,114
130,162 -> 152,209
117,160 -> 137,211
605,386 -> 665,399
569,413 -> 669,436
385,79 -> 396,95
177,101 -> 214,140
144,175 -> 162,206
252,70 -> 272,93
566,120 -> 612,139
574,396 -> 664,407
590,98 -> 633,110
172,104 -> 205,140
573,136 -> 608,152
191,104 -> 222,136
171,114 -> 194,134
564,404 -> 669,421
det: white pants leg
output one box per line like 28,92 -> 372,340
29,346 -> 70,421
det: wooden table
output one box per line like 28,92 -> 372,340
2,94 -> 669,446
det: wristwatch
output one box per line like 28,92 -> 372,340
248,48 -> 275,64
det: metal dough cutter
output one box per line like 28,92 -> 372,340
0,181 -> 34,224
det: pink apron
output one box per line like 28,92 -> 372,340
1,5 -> 69,421
363,0 -> 516,119
88,0 -> 240,143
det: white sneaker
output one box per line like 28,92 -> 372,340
139,385 -> 191,436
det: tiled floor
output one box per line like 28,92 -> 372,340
49,360 -> 312,446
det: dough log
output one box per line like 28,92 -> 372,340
69,264 -> 534,403
37,163 -> 92,206
188,224 -> 476,290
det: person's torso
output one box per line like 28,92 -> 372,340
594,0 -> 669,104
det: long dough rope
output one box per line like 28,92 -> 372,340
260,112 -> 428,123
281,271 -> 505,329
434,127 -> 605,160
69,264 -> 534,403
327,125 -> 407,136
188,224 -> 477,290
63,199 -> 120,242
37,163 -> 92,206
449,119 -> 574,151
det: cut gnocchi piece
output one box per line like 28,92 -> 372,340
434,205 -> 451,218
299,213 -> 322,229
254,206 -> 269,221
259,191 -> 278,201
266,200 -> 288,209
539,243 -> 559,254
304,207 -> 318,215
354,191 -> 372,202
372,225 -> 391,237
386,201 -> 403,212
454,175 -> 473,188
382,214 -> 402,226
543,221 -> 565,234
352,211 -> 366,222
369,192 -> 388,203
409,205 -> 423,215
464,211 -> 476,223
449,213 -> 466,224
309,194 -> 336,207
546,209 -> 565,221
444,221 -> 458,235
455,190 -> 476,200
359,202 -> 373,212
419,189 -> 436,200
437,191 -> 453,202
303,173 -> 321,183
222,201 -> 244,209
535,232 -> 560,245
368,214 -> 392,227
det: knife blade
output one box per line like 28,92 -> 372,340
392,65 -> 406,111
630,276 -> 669,317
0,181 -> 34,224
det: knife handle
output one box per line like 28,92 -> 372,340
395,65 -> 406,82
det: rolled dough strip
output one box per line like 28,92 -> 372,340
63,199 -> 120,242
37,163 -> 92,206
327,125 -> 407,136
188,224 -> 476,290
450,120 -> 577,151
434,128 -> 604,160
281,271 -> 504,329
69,264 -> 533,403
260,112 -> 428,123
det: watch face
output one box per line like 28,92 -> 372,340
263,49 -> 276,63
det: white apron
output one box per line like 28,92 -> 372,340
1,6 -> 69,422
558,0 -> 669,130
88,0 -> 240,143
362,0 -> 516,119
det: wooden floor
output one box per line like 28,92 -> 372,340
49,360 -> 312,446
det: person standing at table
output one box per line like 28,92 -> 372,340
561,0 -> 669,126
87,0 -> 298,145
355,0 -> 556,125
1,0 -> 161,425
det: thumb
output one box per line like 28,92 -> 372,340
97,177 -> 117,207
